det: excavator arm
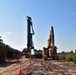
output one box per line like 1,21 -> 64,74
47,29 -> 51,48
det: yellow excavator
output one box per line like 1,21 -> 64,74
43,26 -> 57,60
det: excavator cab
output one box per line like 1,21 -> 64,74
49,46 -> 57,59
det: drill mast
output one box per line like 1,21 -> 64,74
27,16 -> 35,52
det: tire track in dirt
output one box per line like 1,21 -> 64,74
0,59 -> 30,75
23,59 -> 76,75
1,58 -> 76,75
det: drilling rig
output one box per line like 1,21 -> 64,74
43,26 -> 57,60
26,16 -> 35,57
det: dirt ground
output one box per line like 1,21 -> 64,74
0,57 -> 76,75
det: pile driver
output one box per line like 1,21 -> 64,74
26,16 -> 35,56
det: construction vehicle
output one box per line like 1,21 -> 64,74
26,16 -> 43,58
25,16 -> 35,58
43,26 -> 57,60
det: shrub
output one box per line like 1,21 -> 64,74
58,53 -> 76,62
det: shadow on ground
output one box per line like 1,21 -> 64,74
0,59 -> 20,67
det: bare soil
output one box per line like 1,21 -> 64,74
0,57 -> 76,75
23,59 -> 76,75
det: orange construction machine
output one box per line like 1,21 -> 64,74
43,26 -> 57,60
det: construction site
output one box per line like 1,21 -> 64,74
0,16 -> 76,75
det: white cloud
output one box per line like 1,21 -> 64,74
4,31 -> 11,35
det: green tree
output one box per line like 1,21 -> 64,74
22,48 -> 28,54
69,50 -> 73,53
62,51 -> 65,53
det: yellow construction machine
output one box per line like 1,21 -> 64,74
43,26 -> 57,60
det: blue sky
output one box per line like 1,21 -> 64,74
0,0 -> 76,52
